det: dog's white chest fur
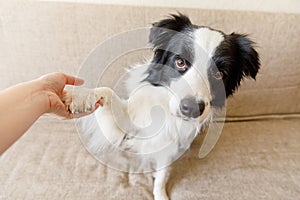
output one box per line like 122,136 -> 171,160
69,65 -> 200,170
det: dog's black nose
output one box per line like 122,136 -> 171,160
180,97 -> 205,118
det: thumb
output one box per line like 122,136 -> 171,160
63,74 -> 84,86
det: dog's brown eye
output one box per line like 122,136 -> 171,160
175,57 -> 187,72
214,71 -> 224,80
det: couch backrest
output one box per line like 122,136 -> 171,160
1,2 -> 299,117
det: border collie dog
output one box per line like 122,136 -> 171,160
64,14 -> 260,200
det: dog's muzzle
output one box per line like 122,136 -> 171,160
179,97 -> 205,118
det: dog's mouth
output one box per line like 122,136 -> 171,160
174,110 -> 196,121
150,82 -> 164,87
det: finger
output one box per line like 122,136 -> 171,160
96,99 -> 103,106
63,73 -> 84,86
55,103 -> 73,119
95,102 -> 102,109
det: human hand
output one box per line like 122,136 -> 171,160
38,72 -> 100,119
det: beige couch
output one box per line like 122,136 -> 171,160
0,1 -> 300,199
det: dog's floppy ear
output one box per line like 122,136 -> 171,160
149,13 -> 192,47
214,33 -> 260,97
230,33 -> 260,79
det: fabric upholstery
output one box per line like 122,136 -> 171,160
0,2 -> 299,199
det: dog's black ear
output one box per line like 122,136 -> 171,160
230,33 -> 260,79
213,33 -> 260,97
149,13 -> 192,47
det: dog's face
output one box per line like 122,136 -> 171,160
144,14 -> 260,122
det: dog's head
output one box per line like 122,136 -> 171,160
144,13 -> 260,121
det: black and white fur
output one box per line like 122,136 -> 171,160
64,14 -> 260,200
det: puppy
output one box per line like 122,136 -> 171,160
64,14 -> 260,200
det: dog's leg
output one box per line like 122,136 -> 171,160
153,168 -> 170,200
63,87 -> 116,114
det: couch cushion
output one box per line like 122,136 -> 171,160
0,116 -> 299,199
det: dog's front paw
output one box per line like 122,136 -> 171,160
63,87 -> 113,114
154,192 -> 169,200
